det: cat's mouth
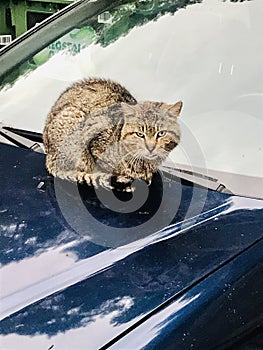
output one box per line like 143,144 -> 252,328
144,153 -> 159,160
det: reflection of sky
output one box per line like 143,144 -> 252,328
0,295 -> 137,350
1,182 -> 262,349
110,294 -> 201,350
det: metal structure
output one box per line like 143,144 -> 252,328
0,0 -> 73,45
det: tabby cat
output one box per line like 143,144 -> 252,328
43,78 -> 182,190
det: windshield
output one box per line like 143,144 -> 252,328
0,0 -> 262,198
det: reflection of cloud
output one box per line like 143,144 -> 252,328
107,293 -> 201,350
172,110 -> 263,178
79,296 -> 134,327
0,296 -> 135,350
0,240 -> 77,299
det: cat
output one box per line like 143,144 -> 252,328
43,78 -> 182,191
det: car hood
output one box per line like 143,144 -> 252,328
0,143 -> 263,349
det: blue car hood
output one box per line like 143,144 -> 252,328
0,143 -> 263,349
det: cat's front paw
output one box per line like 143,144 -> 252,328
113,175 -> 134,192
115,175 -> 131,184
85,173 -> 114,191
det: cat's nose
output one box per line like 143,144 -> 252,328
146,141 -> 156,153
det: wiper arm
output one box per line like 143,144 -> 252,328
0,126 -> 233,194
0,124 -> 44,153
161,165 -> 233,194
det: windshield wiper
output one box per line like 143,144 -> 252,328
161,165 -> 233,194
0,124 -> 44,153
0,125 -> 233,194
2,125 -> 43,143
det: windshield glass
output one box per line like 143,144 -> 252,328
0,0 -> 262,197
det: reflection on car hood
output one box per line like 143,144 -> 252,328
0,143 -> 263,349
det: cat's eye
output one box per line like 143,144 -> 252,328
156,131 -> 166,138
135,131 -> 145,138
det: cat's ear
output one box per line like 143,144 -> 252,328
162,101 -> 183,117
121,102 -> 136,116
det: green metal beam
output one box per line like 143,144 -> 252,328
0,1 -> 10,35
10,1 -> 27,37
0,0 -> 74,39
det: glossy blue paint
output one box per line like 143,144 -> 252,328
108,238 -> 263,349
0,143 -> 263,348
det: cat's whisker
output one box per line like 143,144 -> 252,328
124,152 -> 141,175
127,156 -> 138,171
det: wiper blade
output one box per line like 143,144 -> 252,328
0,125 -> 44,153
161,165 -> 233,194
0,126 -> 233,194
2,126 -> 43,143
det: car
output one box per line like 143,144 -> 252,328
0,0 -> 262,349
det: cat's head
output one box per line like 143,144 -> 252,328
120,101 -> 182,163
